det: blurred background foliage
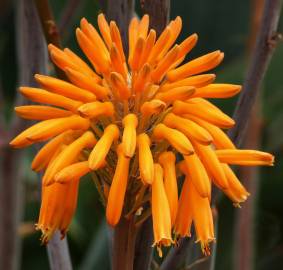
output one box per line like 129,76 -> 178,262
0,0 -> 283,269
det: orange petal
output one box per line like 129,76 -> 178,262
193,143 -> 228,189
138,14 -> 149,39
153,124 -> 194,155
221,164 -> 250,204
128,17 -> 139,66
15,105 -> 72,120
151,164 -> 173,256
109,72 -> 131,100
97,13 -> 112,49
88,124 -> 119,170
163,113 -> 213,145
158,152 -> 178,225
31,130 -> 78,172
186,175 -> 214,254
175,33 -> 198,61
167,51 -> 224,82
147,27 -> 171,66
55,161 -> 91,183
19,87 -> 82,113
182,154 -> 211,198
151,45 -> 180,83
174,175 -> 193,237
76,28 -> 110,74
78,101 -> 114,118
65,68 -> 109,99
48,44 -> 98,78
173,100 -> 235,129
133,63 -> 151,93
155,86 -> 195,102
159,74 -> 215,92
216,149 -> 274,166
110,21 -> 126,62
26,115 -> 90,142
191,84 -> 241,99
186,116 -> 236,149
110,44 -> 128,79
35,74 -> 96,103
80,18 -> 109,58
137,133 -> 154,184
131,37 -> 145,71
139,29 -> 156,68
106,144 -> 130,226
43,131 -> 96,185
122,114 -> 138,157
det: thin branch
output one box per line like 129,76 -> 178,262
185,257 -> 209,270
228,0 -> 283,147
33,0 -> 66,79
160,238 -> 192,270
0,0 -> 47,269
140,0 -> 170,36
47,232 -> 72,270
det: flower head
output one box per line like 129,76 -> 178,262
10,13 -> 274,256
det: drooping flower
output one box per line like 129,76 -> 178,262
10,13 -> 274,256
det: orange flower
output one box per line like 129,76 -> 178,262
10,13 -> 274,255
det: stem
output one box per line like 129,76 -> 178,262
141,0 -> 171,36
112,217 -> 137,270
0,1 -> 47,269
33,0 -> 66,79
228,0 -> 283,147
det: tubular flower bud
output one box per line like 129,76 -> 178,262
155,86 -> 195,102
137,134 -> 154,184
140,99 -> 166,117
158,152 -> 178,225
153,124 -> 194,155
216,149 -> 274,166
167,50 -> 224,82
151,164 -> 173,257
36,180 -> 79,243
78,101 -> 114,118
173,100 -> 235,128
186,175 -> 215,255
10,115 -> 90,148
193,143 -> 228,189
174,175 -> 193,238
163,113 -> 213,145
31,130 -> 78,172
43,131 -> 96,186
221,164 -> 250,205
109,72 -> 131,99
19,87 -> 83,113
106,145 -> 130,226
183,154 -> 211,198
191,84 -> 242,99
89,124 -> 119,170
15,105 -> 72,120
187,116 -> 235,149
55,161 -> 91,183
65,68 -> 109,99
35,74 -> 97,103
122,114 -> 138,157
10,14 -> 274,255
159,74 -> 215,92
